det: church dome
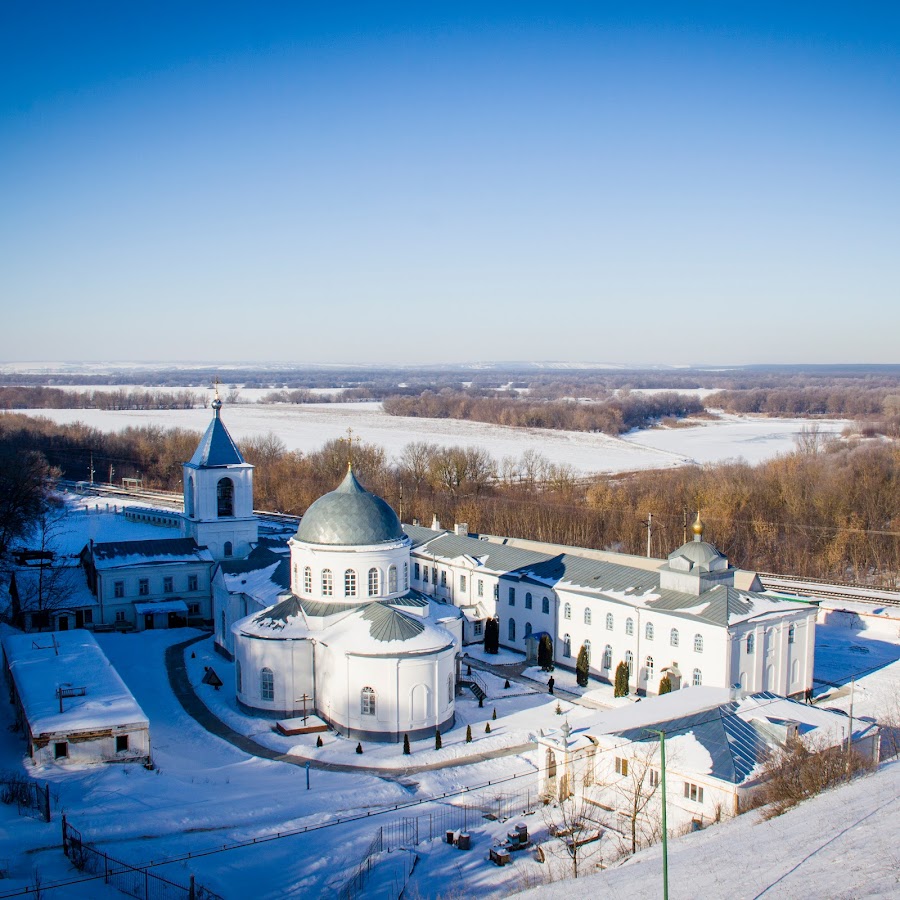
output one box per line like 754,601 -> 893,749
667,540 -> 729,573
295,469 -> 404,546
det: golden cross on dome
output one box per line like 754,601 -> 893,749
342,427 -> 356,470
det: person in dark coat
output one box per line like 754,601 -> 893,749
548,676 -> 555,695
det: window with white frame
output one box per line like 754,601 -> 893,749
414,562 -> 421,581
474,620 -> 483,636
440,570 -> 447,588
304,566 -> 312,594
684,782 -> 704,803
322,569 -> 333,596
508,586 -> 515,605
564,603 -> 571,620
525,592 -> 533,610
788,623 -> 795,644
163,576 -> 173,593
583,639 -> 591,663
625,650 -> 633,674
693,668 -> 702,686
646,655 -> 654,681
138,578 -> 149,596
671,628 -> 679,647
645,621 -> 654,640
368,568 -> 379,596
626,617 -> 634,636
188,573 -> 199,591
606,612 -> 613,630
460,574 -> 467,593
584,607 -> 592,625
114,581 -> 124,598
388,565 -> 398,593
603,645 -> 612,669
542,596 -> 550,614
746,633 -> 755,654
694,634 -> 703,653
260,668 -> 274,702
361,686 -> 376,716
403,562 -> 409,590
493,584 -> 499,600
649,769 -> 660,788
344,569 -> 357,596
477,579 -> 484,597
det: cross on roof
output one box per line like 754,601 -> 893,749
341,427 -> 356,470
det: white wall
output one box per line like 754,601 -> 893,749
31,725 -> 150,767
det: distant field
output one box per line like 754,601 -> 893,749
13,403 -> 850,476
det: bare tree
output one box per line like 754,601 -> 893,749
612,741 -> 664,855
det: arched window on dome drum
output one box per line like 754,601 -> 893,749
388,565 -> 398,593
403,562 -> 409,590
671,628 -> 679,647
322,569 -> 333,597
217,477 -> 234,517
185,476 -> 194,517
260,668 -> 274,702
344,570 -> 357,597
303,567 -> 312,594
603,645 -> 612,670
361,686 -> 375,716
368,568 -> 379,596
645,621 -> 654,641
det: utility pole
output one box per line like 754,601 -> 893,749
646,512 -> 653,558
682,508 -> 687,545
646,728 -> 669,900
846,676 -> 856,774
89,450 -> 95,485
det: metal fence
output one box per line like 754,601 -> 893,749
62,817 -> 224,900
0,776 -> 51,822
337,827 -> 384,900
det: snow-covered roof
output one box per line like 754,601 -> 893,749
10,564 -> 98,610
219,545 -> 290,606
134,599 -> 188,615
88,538 -> 213,569
2,630 -> 149,738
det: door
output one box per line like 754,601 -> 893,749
75,610 -> 84,628
144,613 -> 155,630
57,616 -> 69,631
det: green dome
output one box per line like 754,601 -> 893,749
295,469 -> 404,546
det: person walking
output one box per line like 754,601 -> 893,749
548,676 -> 555,695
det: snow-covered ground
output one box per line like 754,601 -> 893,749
10,403 -> 849,476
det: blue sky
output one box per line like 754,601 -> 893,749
1,3 -> 898,365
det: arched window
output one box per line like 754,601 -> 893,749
584,608 -> 592,625
344,570 -> 357,597
693,668 -> 703,687
509,619 -> 516,641
746,633 -> 755,654
626,618 -> 634,636
224,541 -> 233,558
583,639 -> 591,663
603,645 -> 612,669
525,622 -> 533,639
388,565 -> 398,593
740,671 -> 747,689
542,596 -> 550,614
645,621 -> 654,641
788,624 -> 796,644
564,603 -> 571,620
605,612 -> 614,631
646,656 -> 654,681
694,634 -> 703,653
791,659 -> 800,683
322,569 -> 333,596
448,675 -> 454,703
235,659 -> 242,693
216,477 -> 234,517
260,668 -> 274,702
403,562 -> 409,590
670,628 -> 680,647
361,686 -> 376,716
563,634 -> 572,657
303,566 -> 312,594
368,568 -> 379,596
185,476 -> 194,517
625,650 -> 633,674
525,592 -> 533,610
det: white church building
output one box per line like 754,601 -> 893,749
229,468 -> 462,742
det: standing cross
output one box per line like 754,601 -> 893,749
341,427 -> 356,469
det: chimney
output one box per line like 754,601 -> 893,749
729,683 -> 743,702
431,514 -> 441,531
455,523 -> 468,536
412,517 -> 420,527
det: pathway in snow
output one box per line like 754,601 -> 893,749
167,634 -> 536,776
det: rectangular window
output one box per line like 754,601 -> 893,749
83,609 -> 93,625
684,782 -> 704,803
114,581 -> 125,599
163,576 -> 173,593
188,602 -> 200,615
54,742 -> 68,760
525,593 -> 532,610
431,567 -> 437,584
649,769 -> 660,788
493,584 -> 499,601
115,610 -> 126,623
440,570 -> 447,587
188,574 -> 198,591
460,575 -> 467,592
508,587 -> 515,606
477,579 -> 484,597
116,735 -> 129,753
414,562 -> 420,581
31,610 -> 50,629
474,621 -> 483,636
138,578 -> 149,596
615,757 -> 629,776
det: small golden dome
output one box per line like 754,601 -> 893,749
691,511 -> 705,538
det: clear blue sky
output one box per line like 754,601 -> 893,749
1,3 -> 898,365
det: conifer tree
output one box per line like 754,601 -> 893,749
614,661 -> 630,698
485,722 -> 491,734
316,735 -> 323,748
538,634 -> 553,671
576,644 -> 590,687
403,734 -> 411,755
484,617 -> 500,654
658,675 -> 672,695
466,725 -> 472,743
492,708 -> 497,721
356,742 -> 363,754
504,678 -> 511,689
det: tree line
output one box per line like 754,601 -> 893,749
2,412 -> 897,584
0,386 -> 203,411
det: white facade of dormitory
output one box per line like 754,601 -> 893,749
405,518 -> 817,698
1,630 -> 150,767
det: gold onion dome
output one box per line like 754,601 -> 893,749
692,511 -> 705,538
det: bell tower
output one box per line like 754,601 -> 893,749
182,393 -> 257,560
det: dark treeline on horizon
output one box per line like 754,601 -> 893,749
2,412 -> 897,587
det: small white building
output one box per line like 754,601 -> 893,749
1,630 -> 150,766
534,686 -> 879,838
230,468 -> 462,742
